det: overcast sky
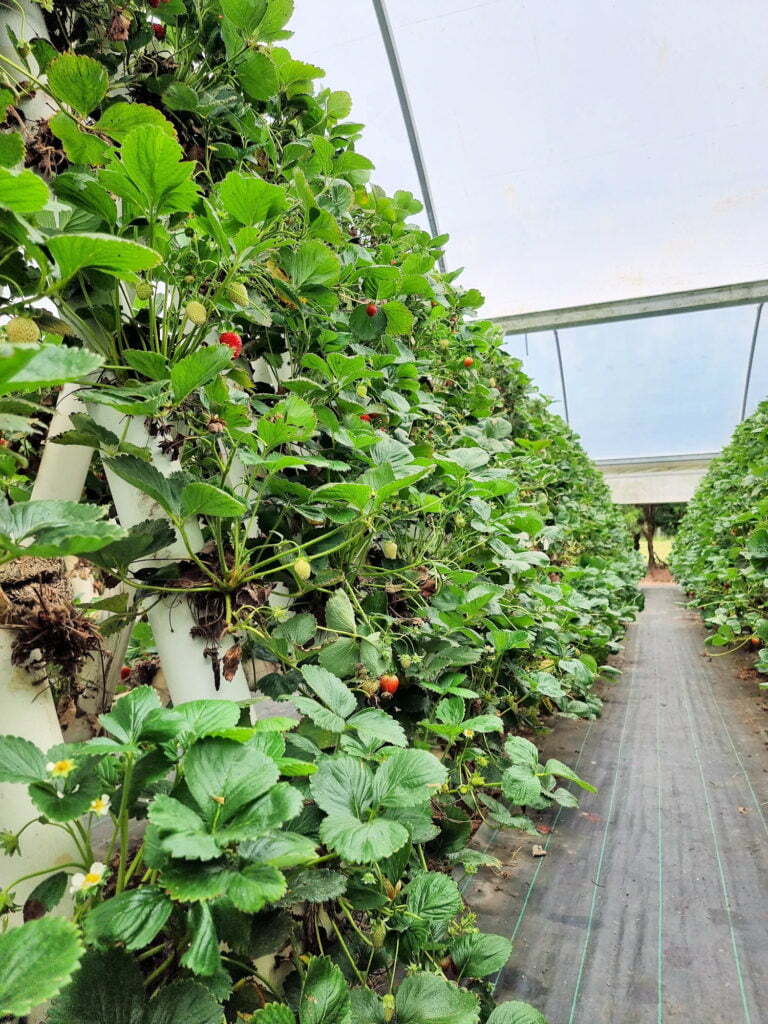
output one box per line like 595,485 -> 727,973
288,1 -> 768,459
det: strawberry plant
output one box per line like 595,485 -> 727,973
671,400 -> 768,675
0,0 -> 643,1020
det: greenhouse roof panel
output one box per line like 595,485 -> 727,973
745,316 -> 768,419
504,305 -> 766,461
290,1 -> 768,320
288,1 -> 427,226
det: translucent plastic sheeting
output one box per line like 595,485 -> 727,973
503,305 -> 767,461
288,3 -> 425,220
745,310 -> 768,418
289,1 -> 768,320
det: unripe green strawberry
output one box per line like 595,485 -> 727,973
382,994 -> 395,1022
226,281 -> 250,307
360,677 -> 379,698
184,300 -> 208,325
135,282 -> 153,300
293,557 -> 312,581
438,338 -> 451,349
371,922 -> 386,948
5,316 -> 40,344
356,383 -> 368,398
382,539 -> 398,560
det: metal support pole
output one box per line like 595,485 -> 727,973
371,0 -> 445,271
553,329 -> 570,424
740,302 -> 763,421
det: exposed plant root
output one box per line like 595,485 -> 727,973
0,557 -> 103,686
24,118 -> 67,179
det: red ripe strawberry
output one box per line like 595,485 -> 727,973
219,331 -> 243,358
380,674 -> 399,696
149,0 -> 161,6
359,413 -> 372,422
120,666 -> 131,681
151,22 -> 166,39
463,356 -> 474,368
0,439 -> 7,447
365,303 -> 378,317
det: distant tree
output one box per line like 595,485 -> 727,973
623,507 -> 643,551
632,503 -> 686,569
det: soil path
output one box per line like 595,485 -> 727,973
465,584 -> 768,1023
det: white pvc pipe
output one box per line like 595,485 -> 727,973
31,385 -> 93,502
224,452 -> 261,539
268,582 -> 293,610
61,571 -> 133,742
88,403 -> 204,561
251,351 -> 292,389
0,631 -> 77,921
147,597 -> 251,704
86,406 -> 252,705
0,2 -> 57,122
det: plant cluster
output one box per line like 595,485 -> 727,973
0,1 -> 642,1020
671,401 -> 768,674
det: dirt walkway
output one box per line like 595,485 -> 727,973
465,584 -> 768,1023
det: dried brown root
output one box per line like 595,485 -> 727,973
0,557 -> 103,685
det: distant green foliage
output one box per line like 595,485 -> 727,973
671,401 -> 768,672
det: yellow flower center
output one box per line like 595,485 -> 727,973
84,872 -> 101,886
51,759 -> 75,777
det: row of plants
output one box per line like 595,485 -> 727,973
0,1 -> 642,1020
671,400 -> 768,674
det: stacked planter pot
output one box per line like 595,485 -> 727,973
88,402 -> 253,705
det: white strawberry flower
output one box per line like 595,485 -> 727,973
69,862 -> 107,895
88,795 -> 110,816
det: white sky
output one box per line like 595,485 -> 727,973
288,1 -> 768,458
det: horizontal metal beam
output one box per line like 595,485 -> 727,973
598,452 -> 716,502
601,466 -> 708,504
594,452 -> 717,469
492,280 -> 768,335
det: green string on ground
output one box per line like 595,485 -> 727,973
679,665 -> 753,1024
566,668 -> 638,1024
655,656 -> 665,1024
